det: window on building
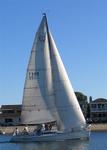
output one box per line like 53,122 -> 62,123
102,104 -> 104,108
3,110 -> 14,114
19,118 -> 21,122
98,104 -> 101,109
102,113 -> 106,117
92,104 -> 96,108
5,118 -> 13,123
17,110 -> 21,113
92,114 -> 97,117
98,114 -> 101,117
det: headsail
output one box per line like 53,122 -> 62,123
48,31 -> 86,131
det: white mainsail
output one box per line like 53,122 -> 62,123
21,14 -> 86,132
21,15 -> 58,124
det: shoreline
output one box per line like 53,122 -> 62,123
90,123 -> 107,131
1,124 -> 107,134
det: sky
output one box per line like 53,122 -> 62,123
0,0 -> 107,105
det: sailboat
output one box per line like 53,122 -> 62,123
0,14 -> 90,142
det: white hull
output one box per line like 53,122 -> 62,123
0,130 -> 89,143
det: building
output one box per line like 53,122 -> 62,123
0,92 -> 88,126
75,92 -> 88,118
90,98 -> 107,123
0,105 -> 21,126
0,96 -> 107,126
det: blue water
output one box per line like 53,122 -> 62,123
0,132 -> 107,150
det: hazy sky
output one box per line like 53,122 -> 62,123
0,0 -> 107,105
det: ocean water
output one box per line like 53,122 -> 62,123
0,132 -> 107,150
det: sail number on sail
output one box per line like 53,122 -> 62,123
29,71 -> 39,80
38,33 -> 45,42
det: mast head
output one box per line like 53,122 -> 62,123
43,13 -> 46,16
42,13 -> 46,17
42,13 -> 48,27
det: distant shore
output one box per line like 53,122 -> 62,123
1,124 -> 107,134
90,123 -> 107,131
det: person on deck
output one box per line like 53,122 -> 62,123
45,123 -> 52,131
22,126 -> 29,135
36,124 -> 42,135
13,127 -> 19,136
